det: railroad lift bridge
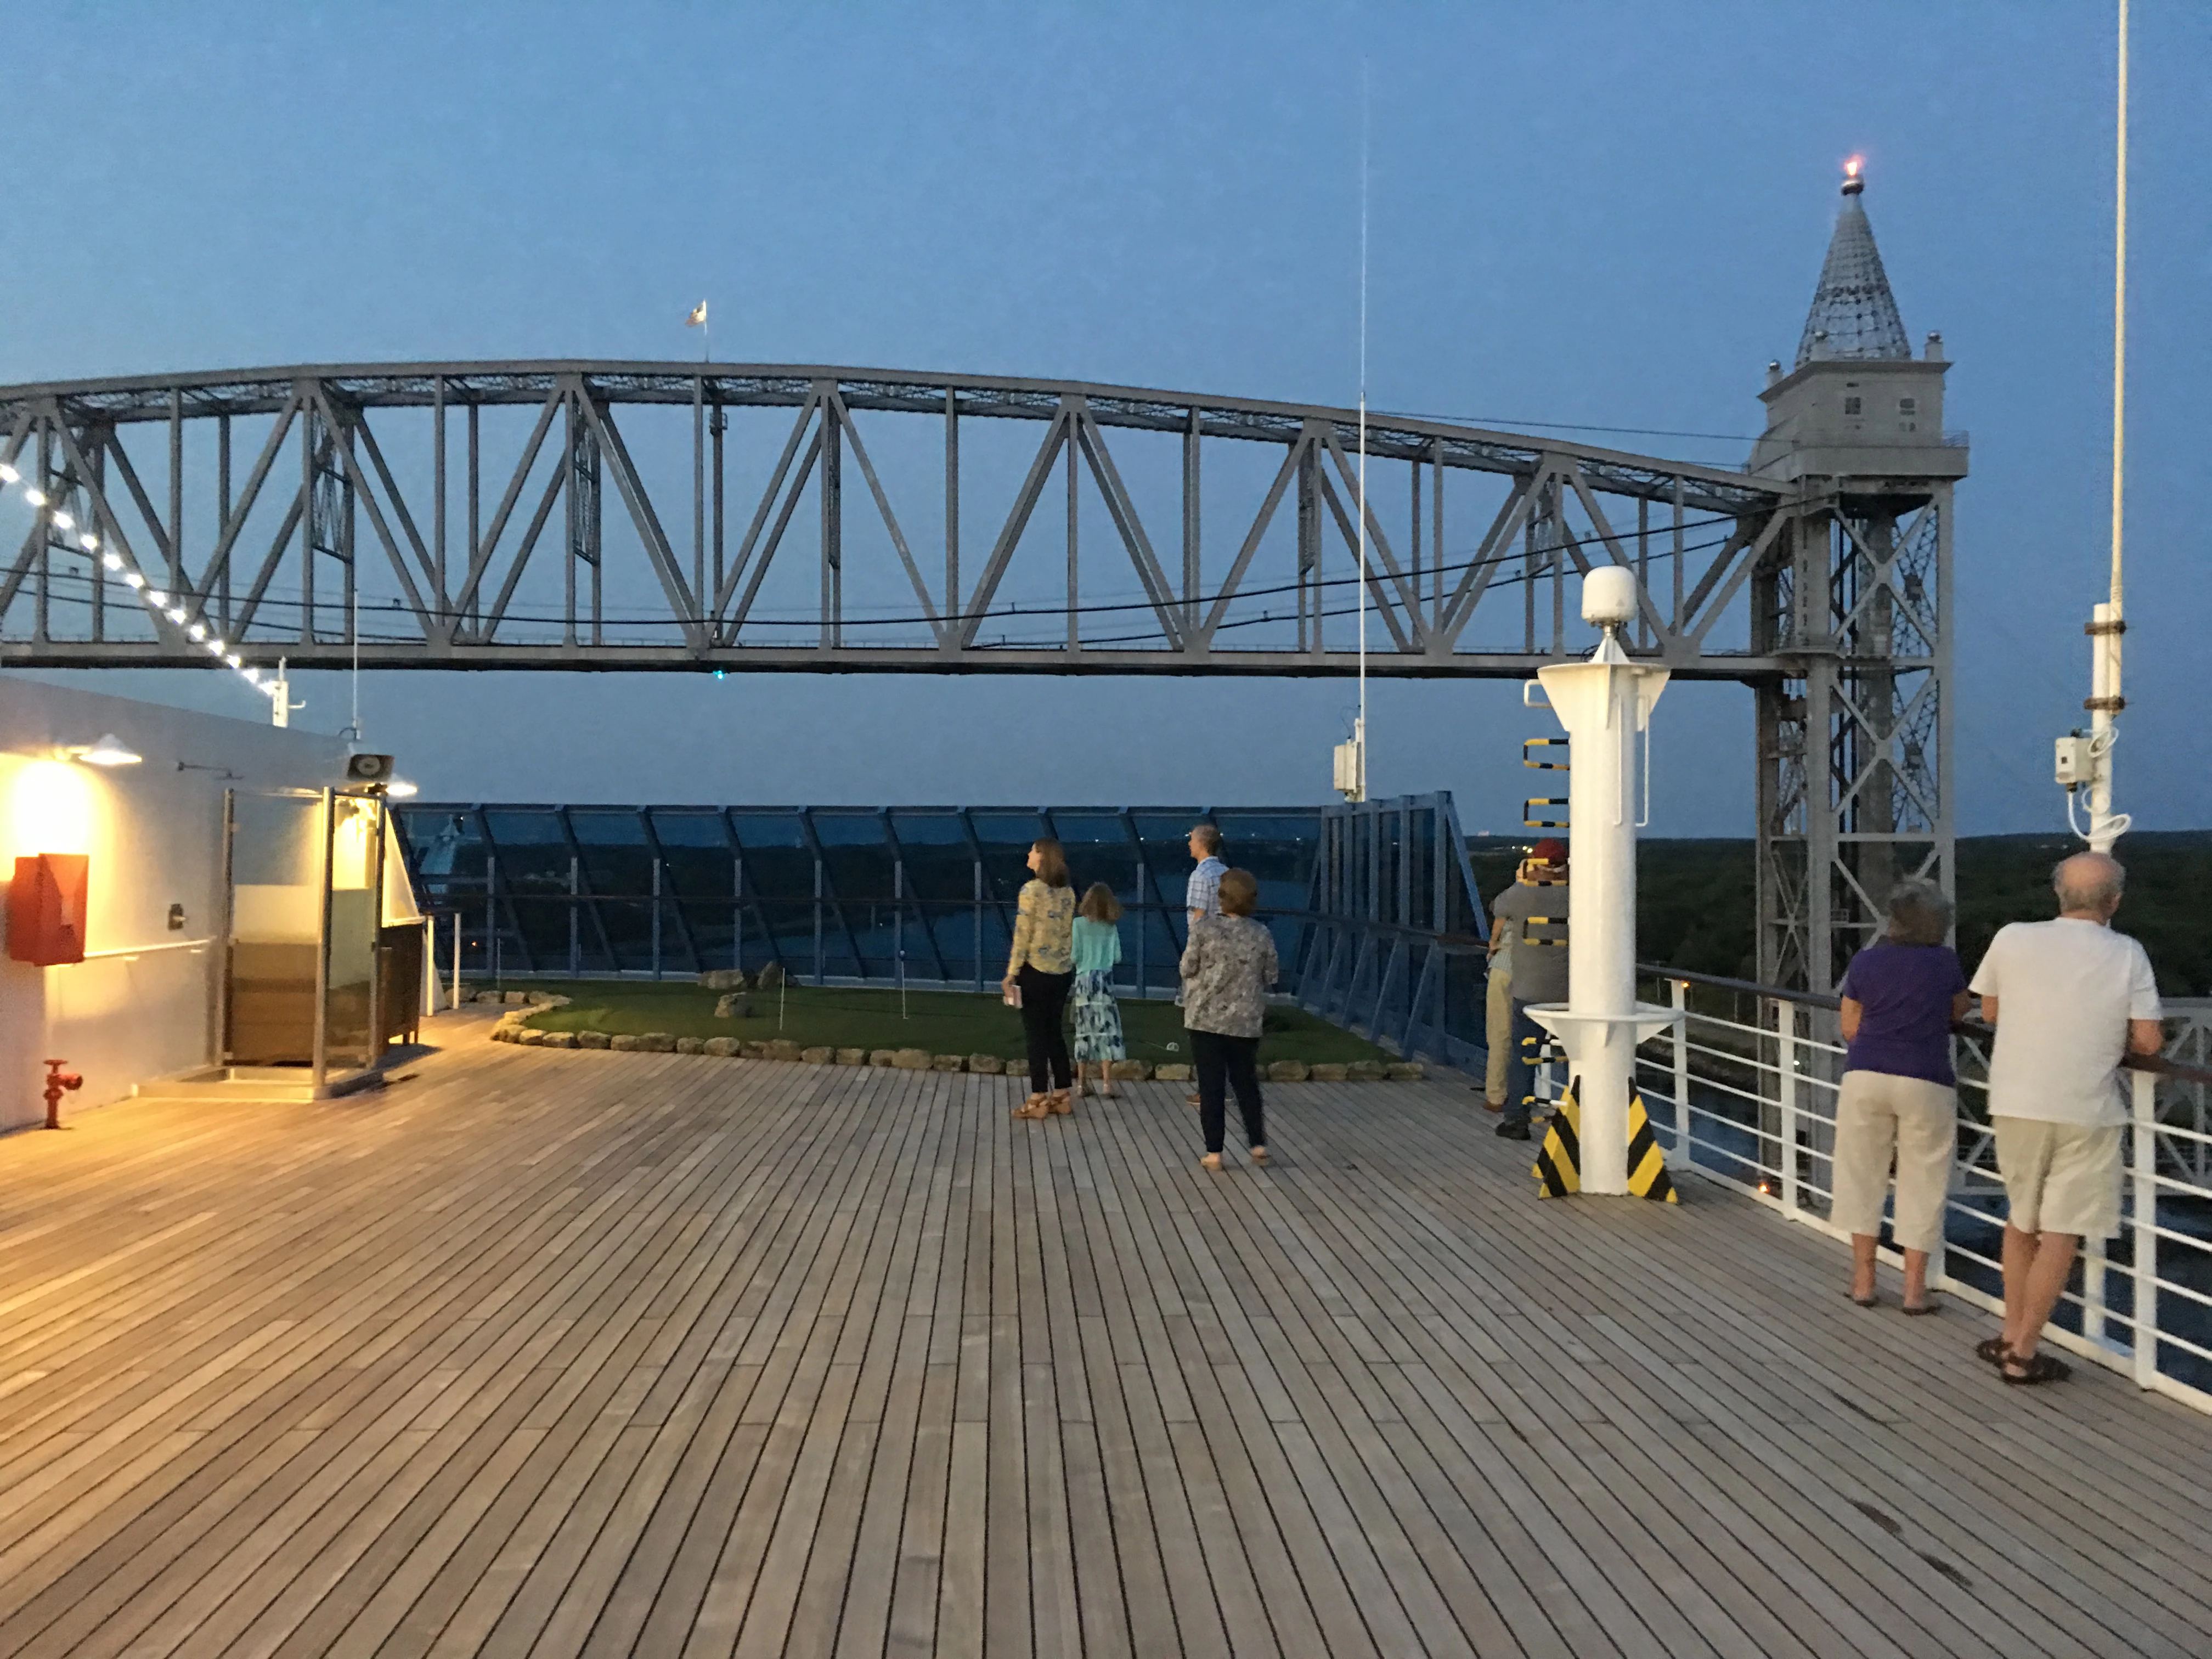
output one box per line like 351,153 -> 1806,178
0,172 -> 1962,997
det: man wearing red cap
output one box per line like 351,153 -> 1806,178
1484,839 -> 1570,1139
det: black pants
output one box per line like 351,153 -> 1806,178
1192,1028 -> 1265,1154
1017,966 -> 1074,1094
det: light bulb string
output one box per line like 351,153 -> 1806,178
0,462 -> 280,703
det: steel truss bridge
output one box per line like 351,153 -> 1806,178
0,361 -> 1955,994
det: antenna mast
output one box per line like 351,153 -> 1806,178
2062,0 -> 2131,850
1336,61 -> 1372,803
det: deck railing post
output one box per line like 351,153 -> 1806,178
568,855 -> 579,977
1671,978 -> 1690,1169
651,857 -> 663,980
2132,1066 -> 2158,1387
1778,1000 -> 1799,1214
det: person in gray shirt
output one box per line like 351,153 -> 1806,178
1485,838 -> 1568,1139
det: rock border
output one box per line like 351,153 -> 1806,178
466,988 -> 1424,1082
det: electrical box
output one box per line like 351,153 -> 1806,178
2054,735 -> 2094,789
1332,738 -> 1362,798
8,854 -> 91,966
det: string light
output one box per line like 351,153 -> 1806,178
0,467 -> 283,707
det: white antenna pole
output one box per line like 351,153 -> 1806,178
349,577 -> 362,743
1355,57 -> 1370,804
2088,0 -> 2129,852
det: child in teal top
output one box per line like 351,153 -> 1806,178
1070,885 -> 1127,1093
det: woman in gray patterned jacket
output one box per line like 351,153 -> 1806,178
1179,867 -> 1279,1170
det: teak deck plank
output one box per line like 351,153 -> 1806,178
3,1015 -> 2210,1658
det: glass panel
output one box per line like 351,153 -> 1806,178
968,812 -> 1045,907
228,792 -> 324,1066
323,793 -> 383,1072
647,809 -> 732,849
483,810 -> 569,845
567,810 -> 648,846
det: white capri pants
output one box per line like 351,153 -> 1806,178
1829,1069 -> 1957,1255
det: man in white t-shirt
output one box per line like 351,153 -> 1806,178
1967,851 -> 2163,1386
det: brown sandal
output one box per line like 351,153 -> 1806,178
1012,1096 -> 1053,1120
2002,1351 -> 2070,1386
1199,1153 -> 1223,1171
1048,1091 -> 1073,1115
1249,1147 -> 1269,1166
1974,1335 -> 2011,1367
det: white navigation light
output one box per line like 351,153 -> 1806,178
1580,566 -> 1639,630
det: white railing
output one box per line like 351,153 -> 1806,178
1526,972 -> 2212,1414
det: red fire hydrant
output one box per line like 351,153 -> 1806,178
43,1059 -> 82,1130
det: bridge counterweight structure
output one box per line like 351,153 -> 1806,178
0,353 -> 1959,997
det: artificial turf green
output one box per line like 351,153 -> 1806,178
516,980 -> 1389,1066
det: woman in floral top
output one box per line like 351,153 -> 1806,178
1005,838 -> 1078,1118
1180,867 -> 1278,1168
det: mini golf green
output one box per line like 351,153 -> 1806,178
515,980 -> 1390,1068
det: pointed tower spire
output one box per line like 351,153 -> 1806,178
1795,159 -> 1910,366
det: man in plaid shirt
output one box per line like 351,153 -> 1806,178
1178,824 -> 1227,1101
1185,823 -> 1226,924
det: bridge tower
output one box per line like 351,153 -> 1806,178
1748,164 -> 1967,993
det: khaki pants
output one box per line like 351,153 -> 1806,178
1829,1070 -> 1956,1255
1484,958 -> 1513,1104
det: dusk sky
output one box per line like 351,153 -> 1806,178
3,2 -> 2206,836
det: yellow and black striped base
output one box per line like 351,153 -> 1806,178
1531,1081 -> 1678,1203
1626,1093 -> 1678,1203
1532,1085 -> 1581,1197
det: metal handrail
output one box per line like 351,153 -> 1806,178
1604,973 -> 2212,1415
1640,964 -> 2212,1085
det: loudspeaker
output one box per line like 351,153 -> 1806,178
346,753 -> 396,783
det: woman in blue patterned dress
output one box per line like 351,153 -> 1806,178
1070,884 -> 1127,1098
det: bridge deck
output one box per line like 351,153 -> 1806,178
2,1018 -> 2208,1659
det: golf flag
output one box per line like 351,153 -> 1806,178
685,300 -> 708,328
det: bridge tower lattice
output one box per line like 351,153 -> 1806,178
1749,167 -> 1967,994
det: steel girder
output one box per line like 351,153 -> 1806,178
1753,483 -> 1955,996
0,360 -> 1791,678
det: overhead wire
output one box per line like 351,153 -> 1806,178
13,516 -> 1752,647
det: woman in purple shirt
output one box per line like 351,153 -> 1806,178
1832,882 -> 1971,1314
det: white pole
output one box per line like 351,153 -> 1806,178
1354,58 -> 1370,804
1528,568 -> 1672,1196
2089,0 -> 2128,854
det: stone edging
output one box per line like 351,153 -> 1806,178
469,990 -> 1425,1084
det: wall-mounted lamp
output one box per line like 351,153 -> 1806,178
386,779 -> 420,798
64,735 -> 142,767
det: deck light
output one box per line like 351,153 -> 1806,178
386,779 -> 420,798
22,488 -> 45,507
0,463 -> 16,483
69,734 -> 143,767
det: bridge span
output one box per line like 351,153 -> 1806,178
0,361 -> 1788,679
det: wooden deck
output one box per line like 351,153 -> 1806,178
3,1014 -> 2210,1659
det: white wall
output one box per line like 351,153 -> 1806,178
0,679 -> 349,1130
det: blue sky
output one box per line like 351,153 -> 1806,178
3,1 -> 2206,836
